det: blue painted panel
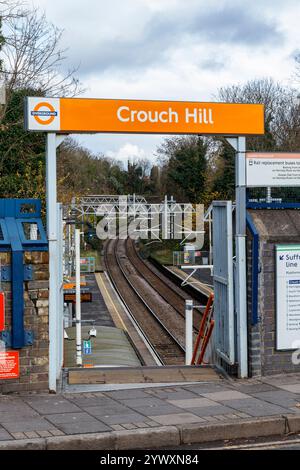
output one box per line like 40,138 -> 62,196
247,202 -> 300,209
0,199 -> 48,349
11,249 -> 24,348
0,199 -> 41,218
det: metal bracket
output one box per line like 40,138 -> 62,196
0,330 -> 34,347
0,265 -> 33,282
225,137 -> 238,151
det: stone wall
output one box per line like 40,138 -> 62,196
247,210 -> 300,376
0,251 -> 49,393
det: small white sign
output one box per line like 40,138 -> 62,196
246,153 -> 300,187
25,97 -> 60,131
276,245 -> 300,350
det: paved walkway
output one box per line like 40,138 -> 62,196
0,373 -> 300,447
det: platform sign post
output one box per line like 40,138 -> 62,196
225,136 -> 248,378
46,133 -> 66,392
236,136 -> 248,378
75,229 -> 83,367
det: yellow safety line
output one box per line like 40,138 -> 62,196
96,273 -> 127,331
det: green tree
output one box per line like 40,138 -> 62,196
217,78 -> 295,151
212,140 -> 235,199
157,136 -> 208,203
126,159 -> 151,195
0,5 -> 82,202
149,165 -> 161,196
0,88 -> 46,200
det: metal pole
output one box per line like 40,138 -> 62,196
163,195 -> 168,240
133,193 -> 136,217
235,136 -> 248,378
75,228 -> 82,367
46,133 -> 58,392
185,299 -> 193,365
170,195 -> 174,240
208,212 -> 212,265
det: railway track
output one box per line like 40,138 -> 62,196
104,238 -> 185,365
125,237 -> 203,330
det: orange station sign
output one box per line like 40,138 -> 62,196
0,351 -> 20,380
25,97 -> 265,135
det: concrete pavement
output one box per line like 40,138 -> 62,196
0,373 -> 299,449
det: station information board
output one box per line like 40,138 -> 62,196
276,245 -> 300,350
25,97 -> 264,135
63,288 -> 92,303
246,153 -> 300,187
0,351 -> 19,379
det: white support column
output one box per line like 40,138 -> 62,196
46,133 -> 58,392
56,203 -> 64,375
235,136 -> 248,378
185,299 -> 193,365
46,133 -> 67,393
75,229 -> 82,366
225,136 -> 248,377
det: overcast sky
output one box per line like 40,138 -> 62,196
31,0 -> 300,165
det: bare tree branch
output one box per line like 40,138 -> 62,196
217,78 -> 300,151
2,8 -> 84,100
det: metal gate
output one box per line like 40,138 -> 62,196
212,201 -> 235,365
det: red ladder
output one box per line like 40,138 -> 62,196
191,293 -> 214,365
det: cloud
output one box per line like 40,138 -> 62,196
54,2 -> 283,76
189,6 -> 283,47
106,143 -> 147,166
31,0 -> 299,162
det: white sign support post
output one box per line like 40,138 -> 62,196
226,136 -> 248,378
46,133 -> 58,393
46,132 -> 67,393
75,229 -> 82,367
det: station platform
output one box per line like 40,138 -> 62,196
63,272 -> 151,370
164,265 -> 213,298
95,273 -> 158,366
64,326 -> 141,368
63,267 -> 167,370
63,265 -> 216,383
81,274 -> 114,327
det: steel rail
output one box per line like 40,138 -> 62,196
104,238 -> 185,365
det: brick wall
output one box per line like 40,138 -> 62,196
0,251 -> 49,393
247,210 -> 300,376
246,232 -> 262,377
